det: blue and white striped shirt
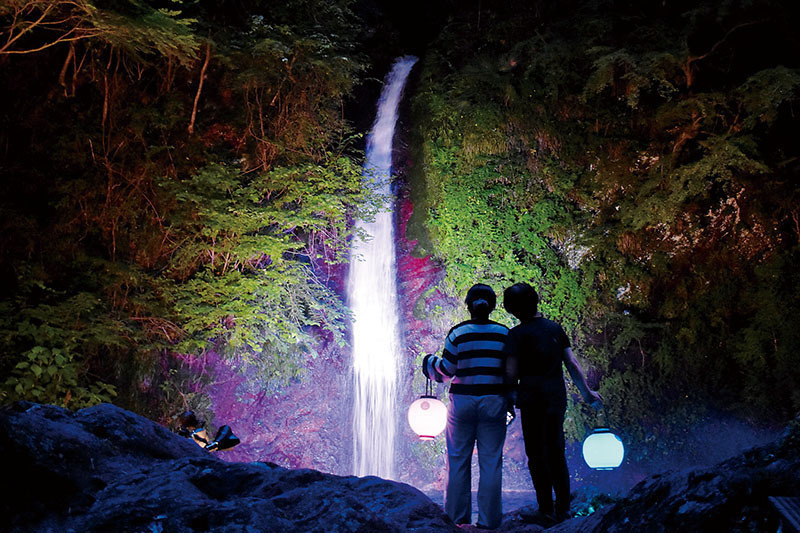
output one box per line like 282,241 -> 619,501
423,319 -> 509,395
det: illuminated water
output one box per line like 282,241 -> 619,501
348,56 -> 417,479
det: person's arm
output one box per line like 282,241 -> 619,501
422,332 -> 458,383
422,353 -> 450,383
562,347 -> 603,408
190,427 -> 211,447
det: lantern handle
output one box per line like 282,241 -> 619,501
425,379 -> 435,398
594,404 -> 611,428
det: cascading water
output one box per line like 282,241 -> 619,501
348,56 -> 417,480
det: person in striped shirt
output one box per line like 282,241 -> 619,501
422,283 -> 510,529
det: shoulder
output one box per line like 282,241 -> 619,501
509,317 -> 564,334
543,318 -> 570,345
481,320 -> 508,333
448,320 -> 508,337
542,317 -> 565,331
486,319 -> 509,333
447,320 -> 472,336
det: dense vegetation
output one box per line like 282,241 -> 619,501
408,0 -> 800,452
0,0 -> 377,419
1,0 -> 798,463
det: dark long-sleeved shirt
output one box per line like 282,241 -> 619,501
505,316 -> 571,408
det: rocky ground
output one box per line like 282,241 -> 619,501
1,402 -> 798,532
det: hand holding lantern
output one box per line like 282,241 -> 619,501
582,407 -> 624,470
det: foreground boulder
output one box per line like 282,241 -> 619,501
543,417 -> 800,533
2,401 -> 799,532
0,402 -> 457,532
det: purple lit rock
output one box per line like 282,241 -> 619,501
0,402 -> 458,532
203,348 -> 352,474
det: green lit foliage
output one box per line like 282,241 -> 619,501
574,0 -> 800,428
411,16 -> 591,332
409,0 -> 800,456
424,151 -> 586,329
584,49 -> 684,109
2,346 -> 117,409
159,160 -> 372,371
0,0 -> 199,61
736,66 -> 800,128
0,289 -> 122,408
0,0 -> 368,415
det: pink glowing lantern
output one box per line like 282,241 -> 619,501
408,396 -> 447,440
408,394 -> 447,440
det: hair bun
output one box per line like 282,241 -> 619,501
465,283 -> 496,315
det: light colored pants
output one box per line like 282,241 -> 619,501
444,393 -> 507,528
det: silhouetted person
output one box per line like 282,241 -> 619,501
177,411 -> 240,452
177,411 -> 211,448
503,283 -> 602,523
422,283 -> 510,529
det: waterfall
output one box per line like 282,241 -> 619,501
348,56 -> 417,480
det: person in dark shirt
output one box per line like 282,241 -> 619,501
503,282 -> 602,523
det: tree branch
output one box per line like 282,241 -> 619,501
188,42 -> 211,135
58,40 -> 75,94
683,19 -> 766,88
0,3 -> 55,53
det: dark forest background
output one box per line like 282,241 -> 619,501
1,0 -> 799,462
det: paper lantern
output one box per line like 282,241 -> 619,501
408,396 -> 447,440
582,427 -> 624,470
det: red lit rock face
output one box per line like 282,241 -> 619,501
394,193 -> 451,489
395,195 -> 448,355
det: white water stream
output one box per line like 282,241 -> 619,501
348,56 -> 417,479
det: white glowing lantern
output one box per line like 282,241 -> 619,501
408,396 -> 447,440
582,427 -> 625,470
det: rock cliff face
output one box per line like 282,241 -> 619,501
2,401 -> 798,533
202,347 -> 353,476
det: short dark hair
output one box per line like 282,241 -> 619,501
178,410 -> 202,429
503,282 -> 538,319
465,283 -> 496,318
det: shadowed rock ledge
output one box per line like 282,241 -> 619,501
1,402 -> 798,532
0,402 -> 457,532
